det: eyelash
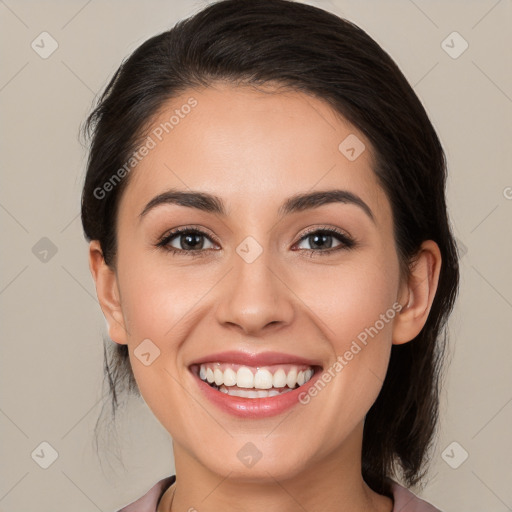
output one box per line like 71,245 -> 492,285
155,225 -> 356,258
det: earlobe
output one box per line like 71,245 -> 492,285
88,240 -> 128,345
392,240 -> 442,345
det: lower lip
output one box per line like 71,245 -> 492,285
191,368 -> 322,418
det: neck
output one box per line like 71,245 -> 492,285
165,425 -> 393,512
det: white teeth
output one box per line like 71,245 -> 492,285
218,385 -> 294,398
197,363 -> 316,391
214,368 -> 223,386
254,368 -> 273,389
272,369 -> 287,388
286,368 -> 297,388
236,367 -> 254,388
223,367 -> 237,386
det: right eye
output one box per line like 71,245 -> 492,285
156,227 -> 218,255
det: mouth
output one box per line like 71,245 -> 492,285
190,362 -> 321,399
187,351 -> 324,418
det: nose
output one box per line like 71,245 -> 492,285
215,248 -> 295,336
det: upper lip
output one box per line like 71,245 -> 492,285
189,350 -> 323,368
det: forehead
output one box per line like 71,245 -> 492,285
120,82 -> 390,224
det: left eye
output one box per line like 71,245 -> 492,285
295,229 -> 351,251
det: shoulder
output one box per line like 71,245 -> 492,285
116,475 -> 176,512
390,481 -> 443,512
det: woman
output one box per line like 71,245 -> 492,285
81,0 -> 459,510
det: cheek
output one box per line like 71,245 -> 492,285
295,253 -> 399,419
117,250 -> 211,338
115,252 -> 223,415
299,252 -> 399,348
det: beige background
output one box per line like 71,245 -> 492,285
1,0 -> 511,511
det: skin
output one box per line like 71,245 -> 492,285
89,82 -> 441,512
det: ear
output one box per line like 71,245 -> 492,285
392,240 -> 442,345
88,240 -> 128,345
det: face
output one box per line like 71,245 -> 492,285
108,82 -> 406,481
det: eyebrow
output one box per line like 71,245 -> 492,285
138,188 -> 375,223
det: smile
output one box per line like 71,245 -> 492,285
188,351 -> 323,417
194,362 -> 316,398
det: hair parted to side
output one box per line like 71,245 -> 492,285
81,0 -> 459,495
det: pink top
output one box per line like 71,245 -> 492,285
116,475 -> 442,511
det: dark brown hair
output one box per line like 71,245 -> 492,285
81,0 -> 459,496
